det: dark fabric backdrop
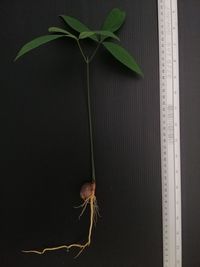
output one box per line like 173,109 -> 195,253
0,1 -> 199,267
179,1 -> 200,267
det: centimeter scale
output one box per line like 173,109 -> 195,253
157,0 -> 182,266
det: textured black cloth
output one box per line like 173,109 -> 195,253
0,1 -> 199,266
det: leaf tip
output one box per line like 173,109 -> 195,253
59,14 -> 68,20
134,67 -> 144,78
136,65 -> 144,78
14,54 -> 20,62
59,14 -> 66,21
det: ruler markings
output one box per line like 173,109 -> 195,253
158,0 -> 182,266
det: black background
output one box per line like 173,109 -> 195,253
0,1 -> 199,267
179,1 -> 200,267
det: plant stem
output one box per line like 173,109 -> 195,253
76,40 -> 99,182
86,58 -> 96,182
88,42 -> 101,63
77,40 -> 87,63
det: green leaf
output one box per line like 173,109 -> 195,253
79,31 -> 96,39
79,30 -> 120,41
103,41 -> 143,76
48,27 -> 77,39
14,35 -> 65,61
60,15 -> 98,42
101,8 -> 126,32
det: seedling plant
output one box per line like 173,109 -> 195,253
15,7 -> 143,258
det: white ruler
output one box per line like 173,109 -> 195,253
157,0 -> 182,266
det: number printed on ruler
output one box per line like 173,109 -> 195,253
158,0 -> 182,267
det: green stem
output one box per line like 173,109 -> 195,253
88,42 -> 101,63
77,40 -> 99,182
86,58 -> 96,182
77,40 -> 87,63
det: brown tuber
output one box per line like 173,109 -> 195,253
80,181 -> 96,200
